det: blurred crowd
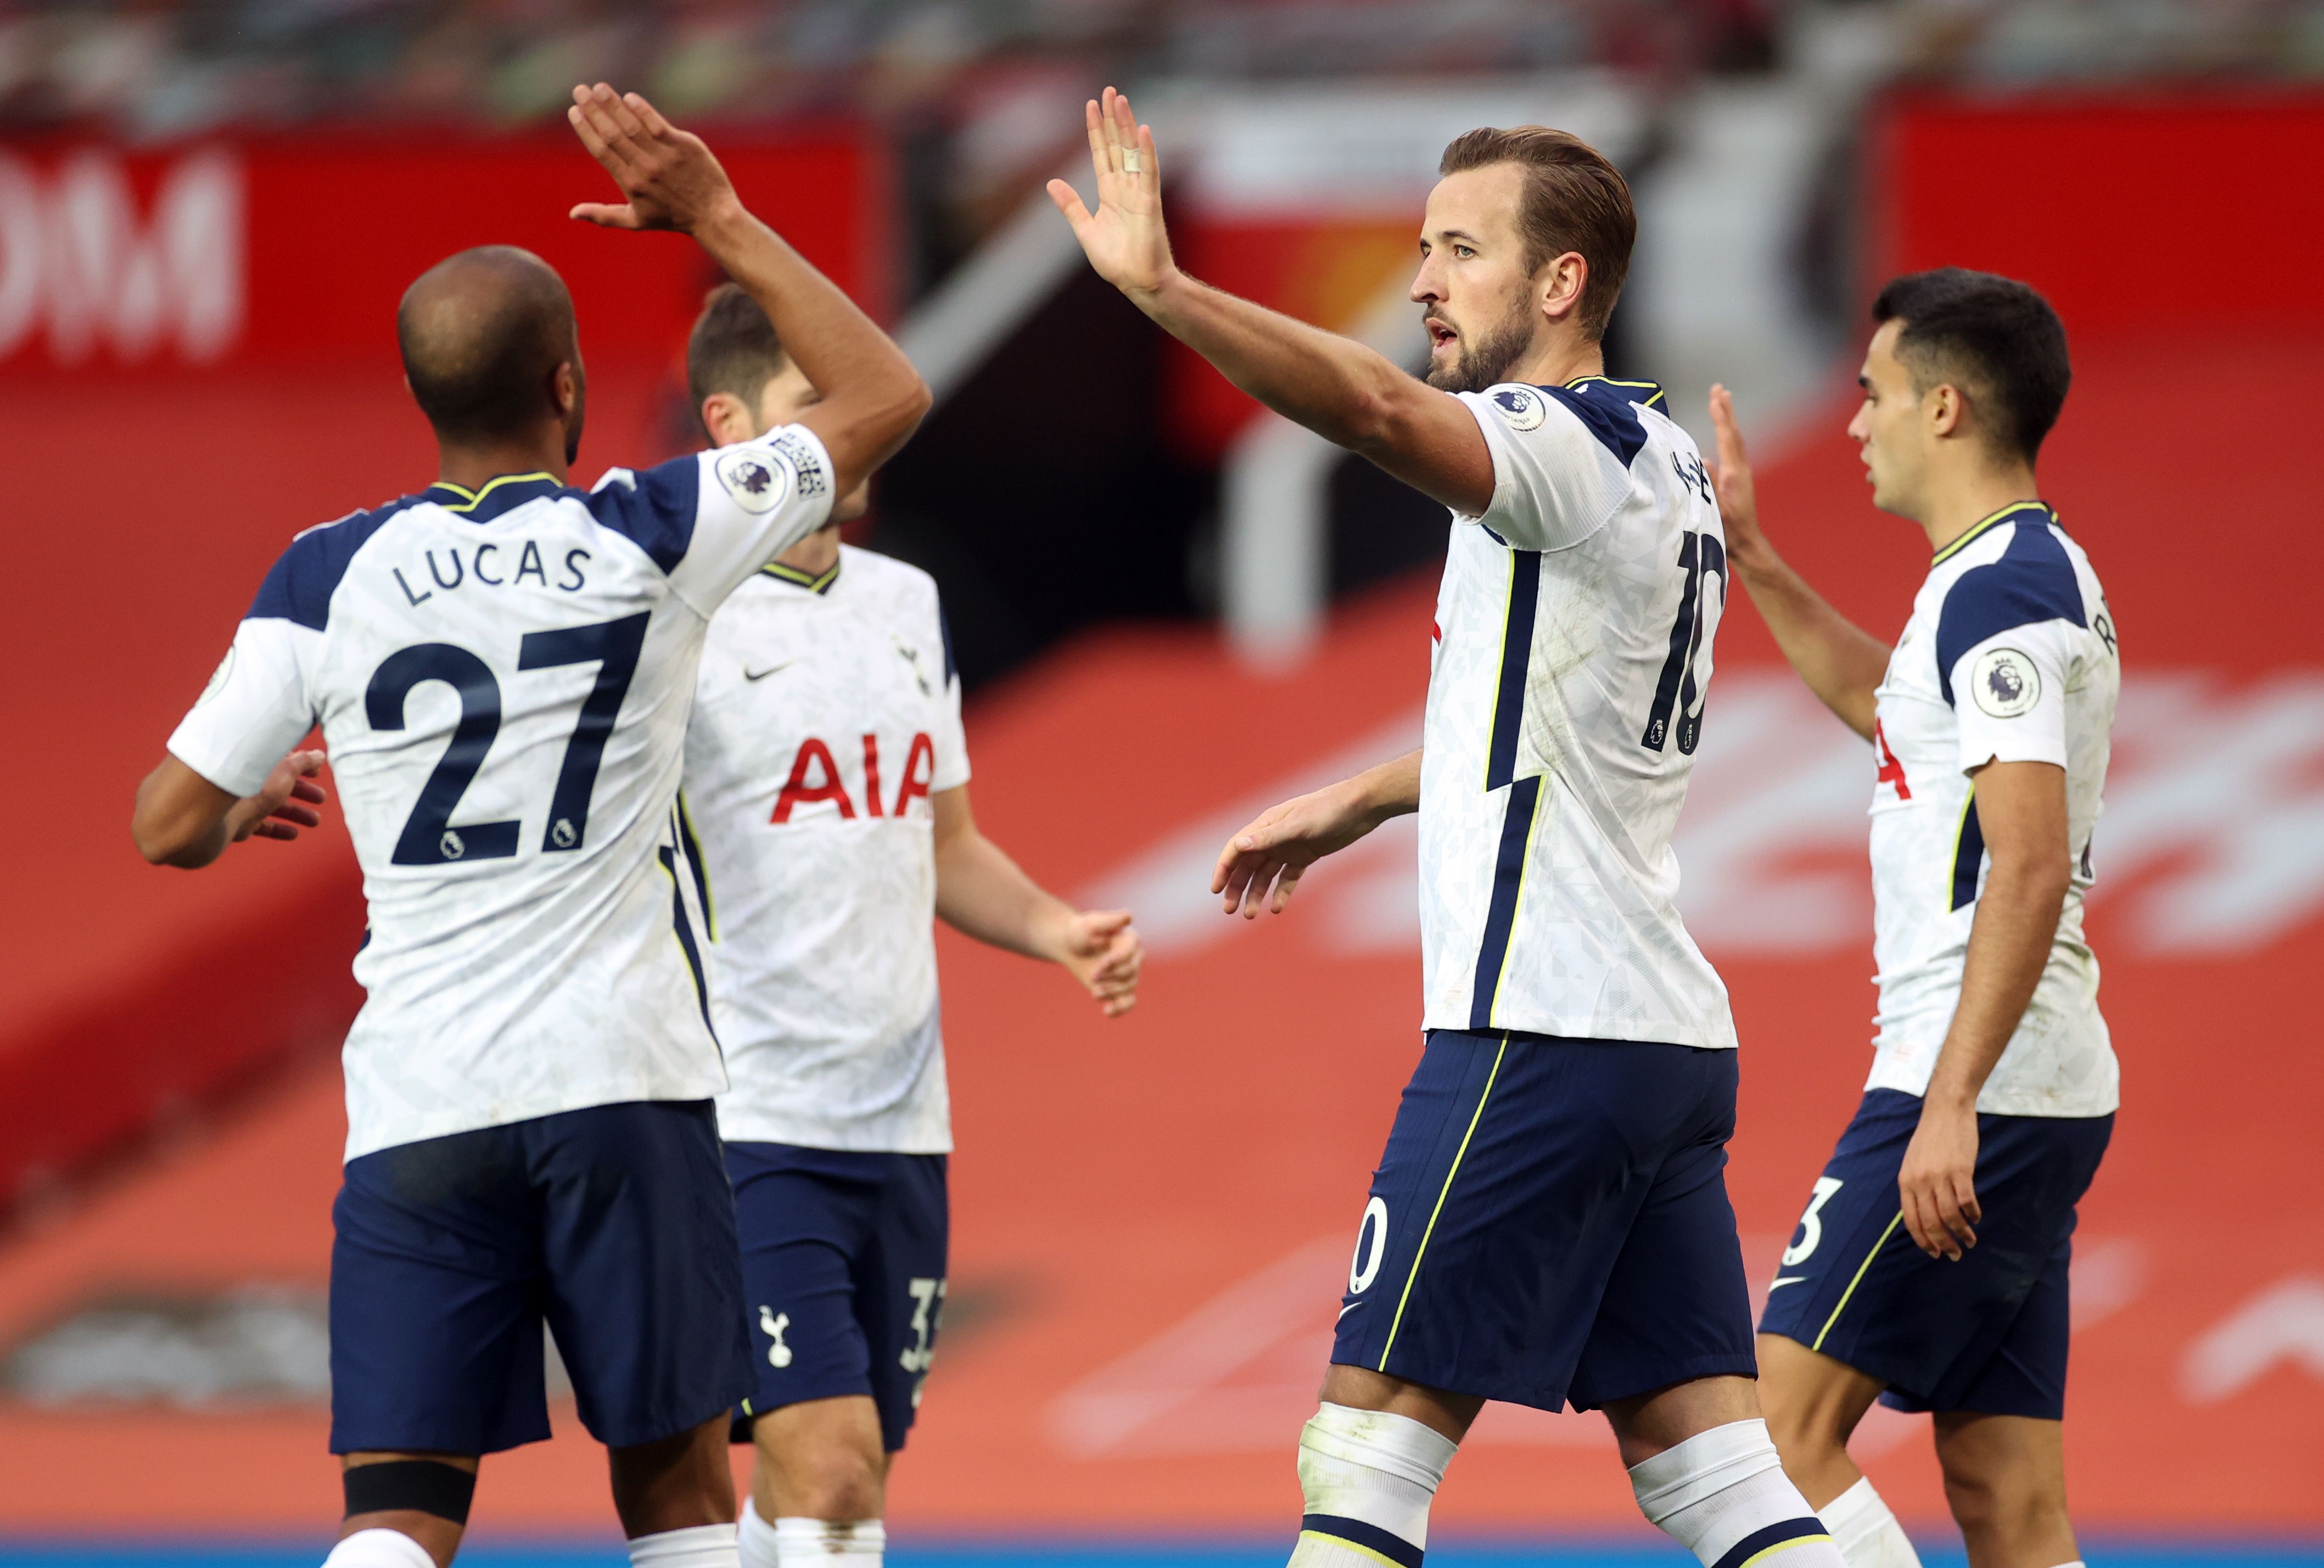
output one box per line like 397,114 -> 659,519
3,0 -> 2319,144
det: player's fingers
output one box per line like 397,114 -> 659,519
601,87 -> 652,144
250,820 -> 294,841
1100,86 -> 1125,173
273,804 -> 322,828
1952,1172 -> 1982,1237
1272,864 -> 1306,912
624,91 -> 674,139
1081,99 -> 1108,180
568,104 -> 616,164
1083,908 -> 1134,937
1046,180 -> 1093,237
1138,122 -> 1161,187
289,777 -> 327,803
570,203 -> 641,228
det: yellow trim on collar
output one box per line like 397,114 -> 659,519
1931,500 -> 2052,566
1565,374 -> 1667,408
430,472 -> 558,514
761,558 -> 841,593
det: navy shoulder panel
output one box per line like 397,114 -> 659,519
1538,384 -> 1648,468
1935,521 -> 2087,705
584,455 -> 700,576
246,495 -> 422,630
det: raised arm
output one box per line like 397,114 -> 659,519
1707,385 -> 1890,740
1049,89 -> 1492,516
568,85 -> 929,497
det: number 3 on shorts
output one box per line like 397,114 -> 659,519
1782,1177 -> 1844,1267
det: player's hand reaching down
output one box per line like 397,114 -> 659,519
1898,1100 -> 1982,1260
567,84 -> 739,234
227,747 -> 330,844
1048,87 -> 1177,299
1213,757 -> 1418,919
1059,909 -> 1143,1017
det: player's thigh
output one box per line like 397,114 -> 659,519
728,1144 -> 884,1434
329,1125 -> 552,1458
1567,1046 -> 1757,1413
852,1153 -> 950,1454
529,1100 -> 753,1451
1332,1031 -> 1692,1413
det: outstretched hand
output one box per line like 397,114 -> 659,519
1706,384 -> 1766,553
1060,909 -> 1143,1017
1046,86 -> 1175,298
1211,780 -> 1385,919
567,83 -> 738,233
227,748 -> 329,845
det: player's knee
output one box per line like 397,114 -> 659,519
785,1442 -> 886,1520
1939,1452 -> 2065,1543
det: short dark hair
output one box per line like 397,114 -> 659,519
1437,126 -> 1636,340
687,283 -> 789,436
397,246 -> 577,443
1872,268 -> 2070,464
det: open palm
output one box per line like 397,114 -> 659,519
1047,86 -> 1175,296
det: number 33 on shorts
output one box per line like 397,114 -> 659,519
1782,1177 -> 1844,1267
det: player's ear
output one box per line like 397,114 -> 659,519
699,391 -> 750,447
1925,382 -> 1965,440
1537,250 -> 1587,326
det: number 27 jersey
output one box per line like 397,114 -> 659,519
166,428 -> 836,1160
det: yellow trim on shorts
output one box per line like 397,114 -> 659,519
1812,1210 -> 1906,1352
1378,1034 -> 1509,1371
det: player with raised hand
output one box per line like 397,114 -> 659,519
1060,88 -> 1841,1568
1713,271 -> 2116,1568
130,85 -> 926,1568
671,284 -> 1143,1568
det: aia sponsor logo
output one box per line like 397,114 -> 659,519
772,732 -> 937,823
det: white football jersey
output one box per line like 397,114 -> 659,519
1419,378 -> 1735,1049
166,428 -> 837,1160
681,545 -> 969,1153
1866,501 -> 2119,1116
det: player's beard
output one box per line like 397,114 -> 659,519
1424,294 -> 1537,394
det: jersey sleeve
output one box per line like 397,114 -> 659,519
1452,384 -> 1636,552
1944,617 -> 2074,772
165,615 -> 319,797
931,592 -> 970,791
592,423 -> 837,615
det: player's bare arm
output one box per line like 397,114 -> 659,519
567,84 -> 929,497
1049,89 -> 1495,514
1897,757 -> 2073,1261
930,786 -> 1142,1017
1707,387 -> 1889,740
1212,749 -> 1421,918
131,747 -> 328,869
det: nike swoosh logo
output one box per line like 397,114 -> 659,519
743,661 -> 795,682
1337,1303 -> 1361,1320
1767,1276 -> 1807,1291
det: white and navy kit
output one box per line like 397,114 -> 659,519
1332,378 -> 1755,1413
1760,502 -> 2119,1420
166,426 -> 836,1454
679,545 -> 966,1451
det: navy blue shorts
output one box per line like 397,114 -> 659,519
329,1099 -> 751,1455
1331,1029 -> 1756,1413
725,1143 -> 949,1454
1756,1089 -> 2113,1419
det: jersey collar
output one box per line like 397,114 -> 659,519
760,556 -> 842,595
1559,375 -> 1667,412
426,472 -> 568,524
1931,499 -> 2056,566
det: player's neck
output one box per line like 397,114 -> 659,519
775,524 -> 842,576
1918,461 -> 2041,556
1509,332 -> 1603,390
435,435 -> 571,495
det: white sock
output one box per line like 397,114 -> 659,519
1628,1419 -> 1844,1568
772,1515 -> 886,1563
627,1522 -> 740,1568
1819,1477 -> 1923,1568
738,1498 -> 782,1568
322,1529 -> 435,1568
1287,1401 -> 1459,1565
